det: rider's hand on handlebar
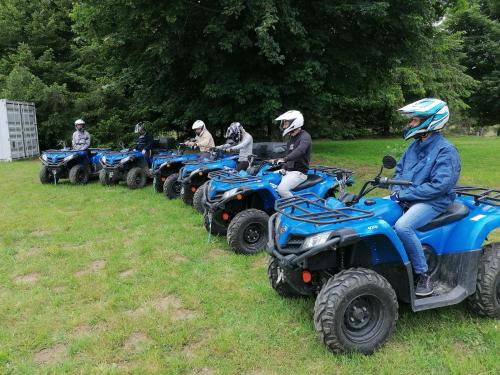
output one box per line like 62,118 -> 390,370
390,191 -> 399,202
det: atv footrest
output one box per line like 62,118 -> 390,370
274,193 -> 373,225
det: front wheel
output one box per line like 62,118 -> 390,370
163,173 -> 181,199
467,242 -> 500,318
69,164 -> 90,185
193,181 -> 208,213
126,167 -> 147,189
314,268 -> 398,354
267,256 -> 301,298
99,169 -> 117,186
39,166 -> 58,184
227,209 -> 269,255
203,210 -> 228,236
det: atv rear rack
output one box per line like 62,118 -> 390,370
208,169 -> 260,183
310,165 -> 353,179
274,193 -> 373,225
454,186 -> 500,207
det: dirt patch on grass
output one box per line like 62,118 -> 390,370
30,229 -> 52,237
172,254 -> 189,263
17,246 -> 43,259
72,322 -> 106,337
191,368 -> 215,375
152,295 -> 197,321
251,256 -> 267,270
119,269 -> 135,278
14,272 -> 39,284
75,260 -> 106,277
206,248 -> 226,259
33,344 -> 67,364
123,332 -> 151,351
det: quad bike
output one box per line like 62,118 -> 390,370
205,160 -> 353,254
266,155 -> 500,354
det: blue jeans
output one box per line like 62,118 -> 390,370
394,203 -> 441,274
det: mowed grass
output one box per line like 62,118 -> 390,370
0,136 -> 499,374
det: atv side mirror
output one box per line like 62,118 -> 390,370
382,155 -> 397,169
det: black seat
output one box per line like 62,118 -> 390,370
418,202 -> 469,232
292,174 -> 323,191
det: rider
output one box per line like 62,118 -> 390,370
274,110 -> 312,198
72,119 -> 91,150
185,120 -> 215,156
133,122 -> 154,156
217,122 -> 253,171
391,98 -> 461,297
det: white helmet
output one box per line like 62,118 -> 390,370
192,120 -> 205,130
74,119 -> 85,126
398,98 -> 449,140
275,110 -> 304,137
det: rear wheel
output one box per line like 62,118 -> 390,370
126,167 -> 147,189
69,164 -> 90,185
227,209 -> 269,255
467,242 -> 500,318
267,256 -> 301,297
39,166 -> 57,184
314,268 -> 398,354
203,210 -> 228,235
193,181 -> 208,213
163,173 -> 181,199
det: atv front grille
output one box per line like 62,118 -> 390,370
286,235 -> 305,249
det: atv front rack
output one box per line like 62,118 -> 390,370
454,186 -> 500,207
208,169 -> 260,183
274,193 -> 373,225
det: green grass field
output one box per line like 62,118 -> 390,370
0,136 -> 499,374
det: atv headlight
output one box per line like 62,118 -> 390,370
120,156 -> 133,164
222,188 -> 239,200
302,231 -> 333,250
101,156 -> 107,163
63,154 -> 77,162
41,154 -> 48,161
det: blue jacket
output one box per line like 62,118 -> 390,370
392,132 -> 461,212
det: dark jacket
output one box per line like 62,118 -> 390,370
392,132 -> 461,212
135,132 -> 154,152
284,130 -> 311,173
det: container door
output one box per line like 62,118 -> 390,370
6,102 -> 25,159
20,103 -> 39,157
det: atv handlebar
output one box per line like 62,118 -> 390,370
377,177 -> 413,187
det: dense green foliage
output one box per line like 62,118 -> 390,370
0,1 -> 497,148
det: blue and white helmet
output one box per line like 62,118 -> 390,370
398,98 -> 449,140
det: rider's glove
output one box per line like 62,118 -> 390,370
390,191 -> 399,202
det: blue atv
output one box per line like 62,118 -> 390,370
39,147 -> 109,185
204,161 -> 353,255
164,148 -> 239,208
99,148 -> 174,189
150,143 -> 200,193
266,155 -> 500,354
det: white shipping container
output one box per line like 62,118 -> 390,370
0,99 -> 40,161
